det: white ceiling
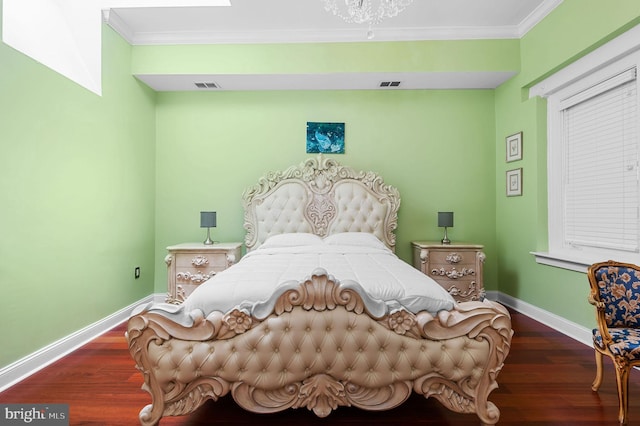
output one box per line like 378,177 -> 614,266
104,0 -> 563,91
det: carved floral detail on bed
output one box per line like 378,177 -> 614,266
127,270 -> 512,425
242,155 -> 400,251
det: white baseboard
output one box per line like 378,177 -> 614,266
0,295 -> 154,393
487,290 -> 593,347
0,292 -> 593,393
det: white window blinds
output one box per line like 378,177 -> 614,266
561,67 -> 639,252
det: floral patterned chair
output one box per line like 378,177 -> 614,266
588,260 -> 640,425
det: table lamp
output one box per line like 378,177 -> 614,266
200,211 -> 217,245
438,211 -> 453,245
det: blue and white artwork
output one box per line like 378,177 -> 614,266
306,122 -> 345,154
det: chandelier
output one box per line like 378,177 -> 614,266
321,0 -> 414,39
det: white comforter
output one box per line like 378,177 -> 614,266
142,233 -> 456,325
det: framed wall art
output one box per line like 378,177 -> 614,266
506,168 -> 522,197
505,131 -> 523,162
306,122 -> 345,154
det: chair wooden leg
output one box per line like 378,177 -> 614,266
592,350 -> 604,391
614,359 -> 630,425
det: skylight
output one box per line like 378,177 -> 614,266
1,0 -> 230,95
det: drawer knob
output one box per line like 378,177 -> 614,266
445,253 -> 462,264
447,281 -> 484,301
431,267 -> 475,279
177,271 -> 216,283
192,255 -> 210,267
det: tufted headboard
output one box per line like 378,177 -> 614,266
242,155 -> 401,252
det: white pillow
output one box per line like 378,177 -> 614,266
323,232 -> 387,249
260,233 -> 323,249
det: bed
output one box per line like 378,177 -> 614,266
126,155 -> 513,425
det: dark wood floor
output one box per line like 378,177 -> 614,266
1,309 -> 638,425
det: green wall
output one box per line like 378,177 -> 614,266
132,39 -> 519,75
154,89 -> 497,292
145,38 -> 516,294
494,0 -> 640,328
0,7 -> 157,367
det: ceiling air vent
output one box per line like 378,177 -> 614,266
194,82 -> 220,89
379,81 -> 401,88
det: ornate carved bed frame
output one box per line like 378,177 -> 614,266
126,156 -> 513,425
242,155 -> 400,252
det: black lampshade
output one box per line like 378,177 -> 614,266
200,211 -> 217,228
438,211 -> 454,228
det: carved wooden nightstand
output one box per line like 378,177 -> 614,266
165,242 -> 242,304
411,241 -> 486,302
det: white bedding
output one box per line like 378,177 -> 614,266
141,233 -> 455,325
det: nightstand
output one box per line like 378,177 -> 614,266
411,241 -> 486,302
164,242 -> 242,304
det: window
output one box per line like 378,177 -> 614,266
557,66 -> 638,251
530,26 -> 640,272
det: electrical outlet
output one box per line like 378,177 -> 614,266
135,267 -> 141,279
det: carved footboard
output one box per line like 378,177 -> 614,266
127,271 -> 512,426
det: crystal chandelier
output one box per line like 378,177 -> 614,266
322,0 -> 414,39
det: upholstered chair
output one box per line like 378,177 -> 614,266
587,260 -> 640,425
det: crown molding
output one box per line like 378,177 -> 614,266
102,9 -> 135,43
518,0 -> 564,37
104,0 -> 565,45
120,26 -> 526,45
109,25 -> 528,46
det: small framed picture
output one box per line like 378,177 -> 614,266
306,122 -> 345,154
506,131 -> 523,162
506,168 -> 522,197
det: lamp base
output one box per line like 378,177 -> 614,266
441,227 -> 451,245
203,228 -> 214,245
